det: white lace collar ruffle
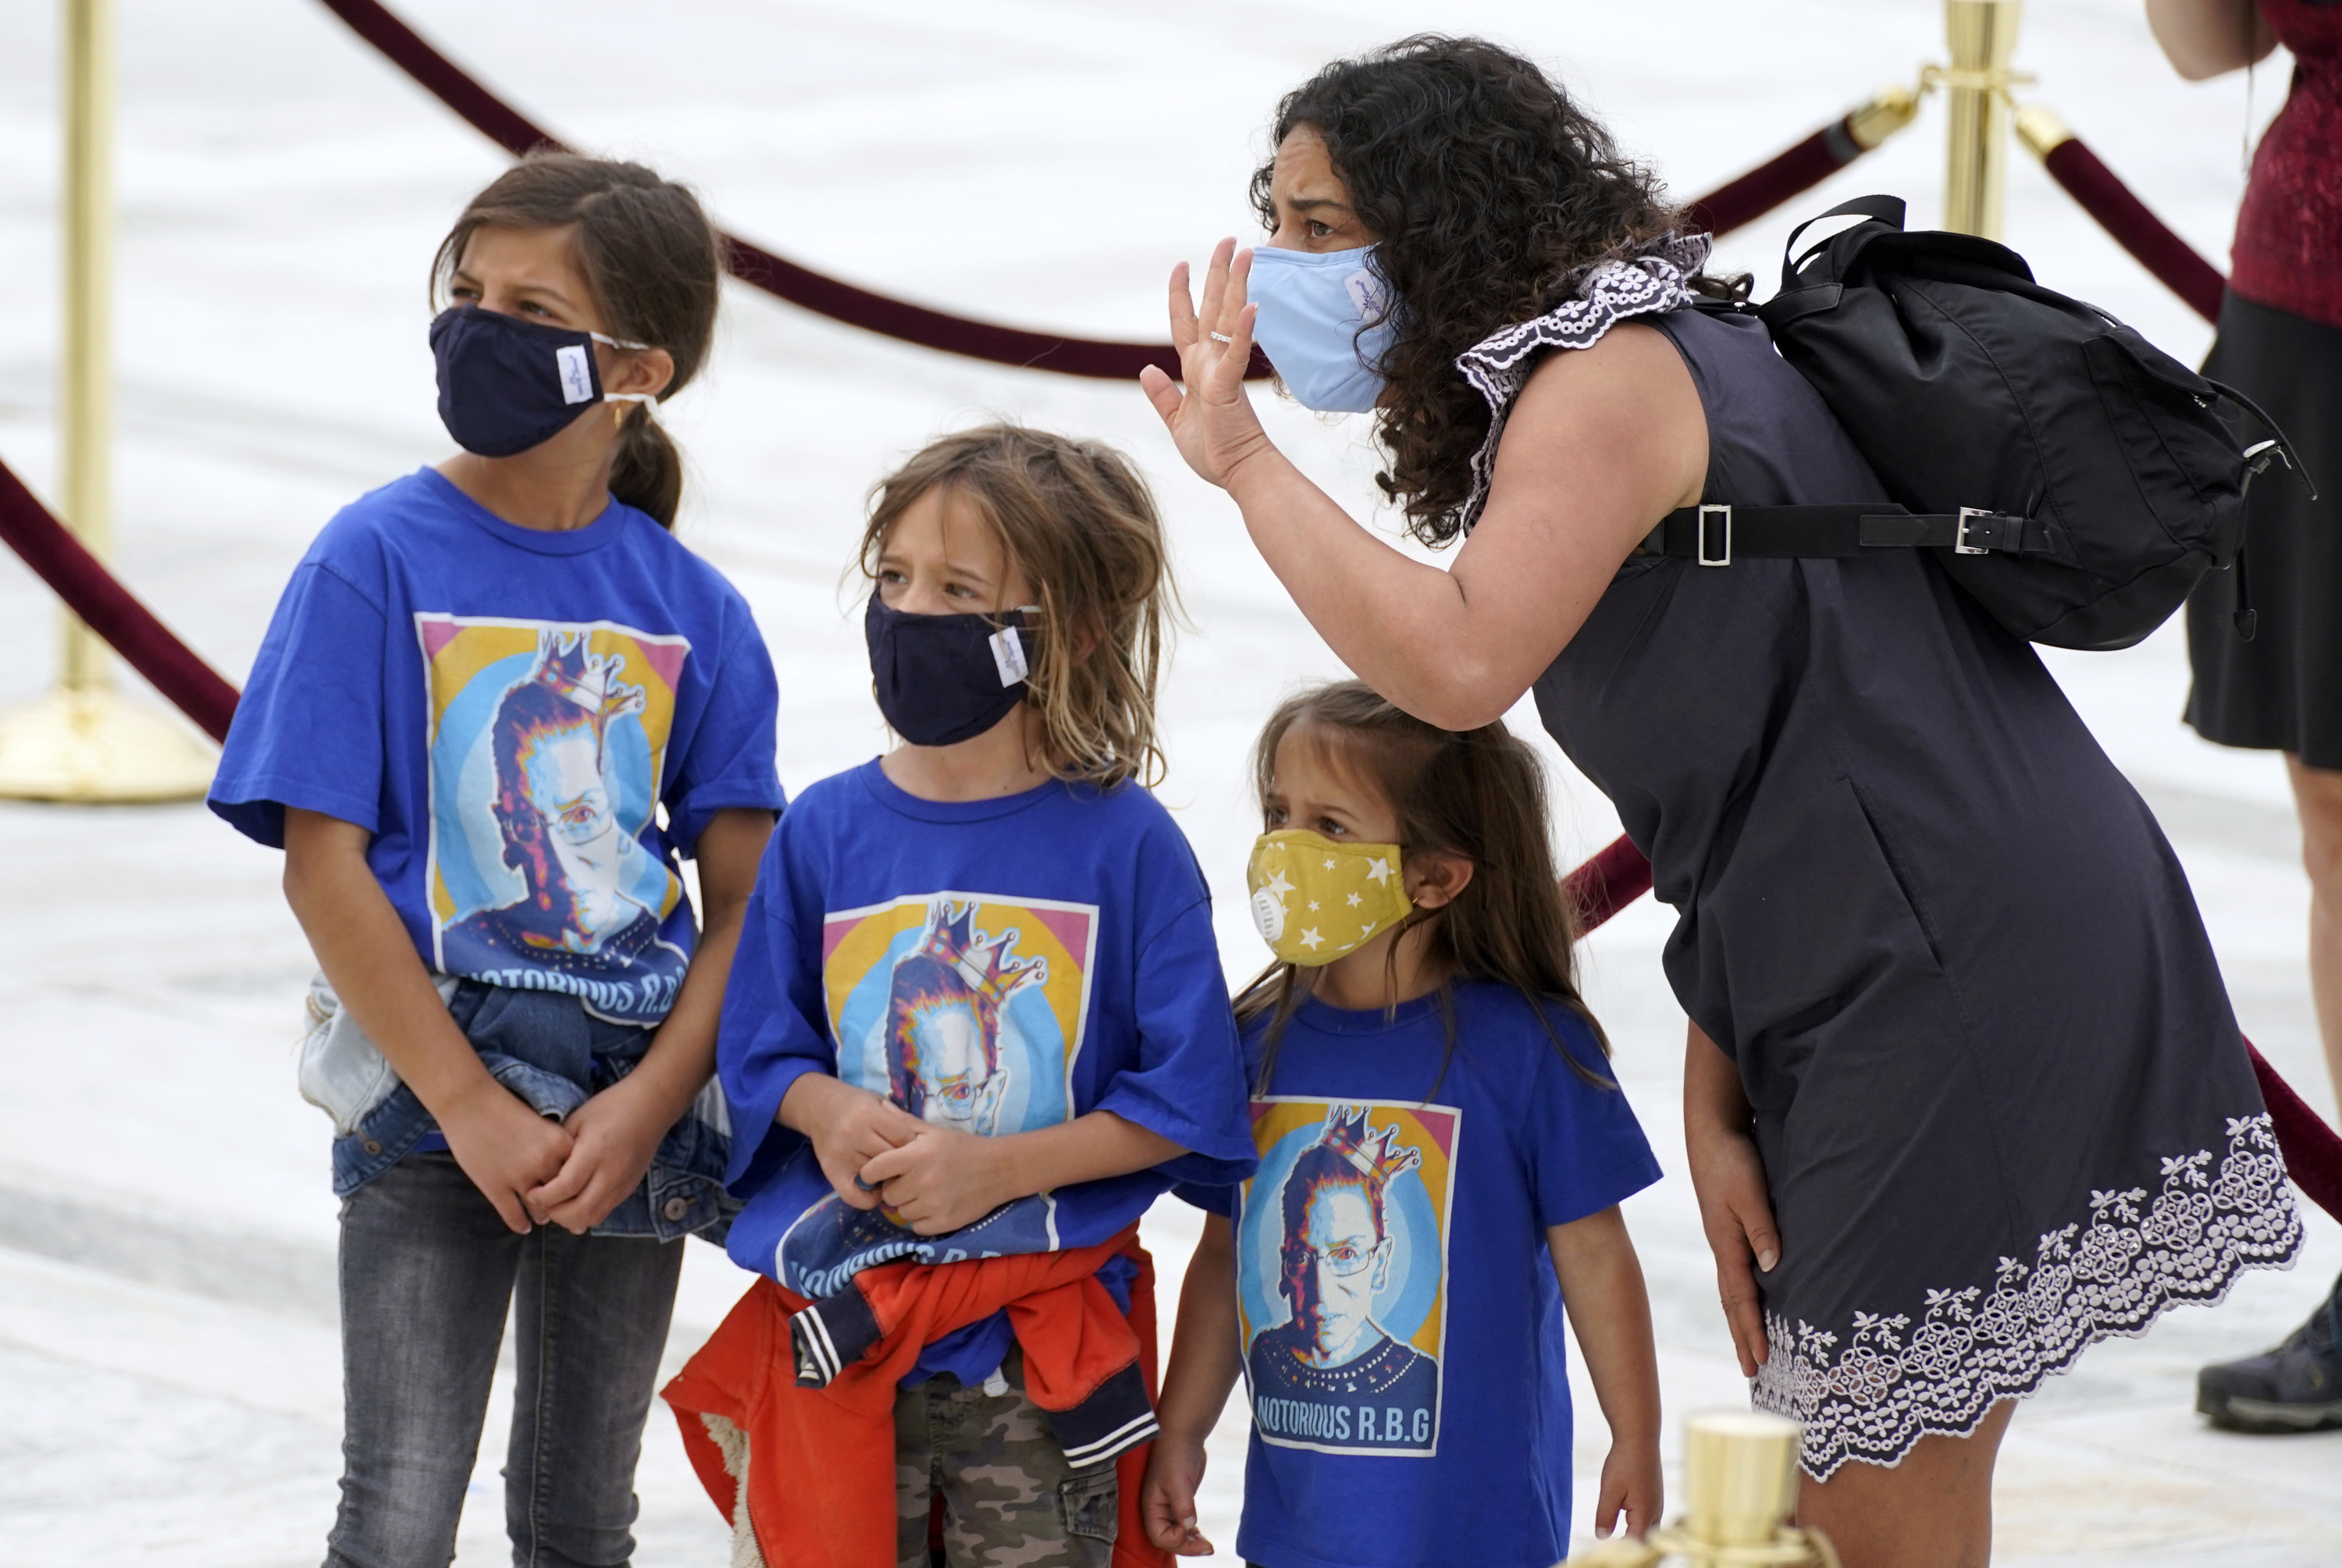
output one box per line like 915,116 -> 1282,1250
1451,232 -> 1712,533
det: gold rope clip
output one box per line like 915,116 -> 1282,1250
1919,62 -> 2038,94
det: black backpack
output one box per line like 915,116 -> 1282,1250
1644,195 -> 2301,650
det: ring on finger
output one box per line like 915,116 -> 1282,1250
1208,330 -> 1233,344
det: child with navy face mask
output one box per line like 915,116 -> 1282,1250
209,153 -> 785,1566
664,425 -> 1256,1567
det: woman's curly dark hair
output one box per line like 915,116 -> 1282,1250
1251,35 -> 1741,546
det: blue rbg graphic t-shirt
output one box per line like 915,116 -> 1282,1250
718,762 -> 1257,1376
212,469 -> 786,1024
1182,984 -> 1660,1568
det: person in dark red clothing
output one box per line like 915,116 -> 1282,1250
2152,0 -> 2342,1434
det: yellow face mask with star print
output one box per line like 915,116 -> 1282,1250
1245,829 -> 1414,967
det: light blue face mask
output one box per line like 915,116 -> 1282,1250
1247,244 -> 1396,414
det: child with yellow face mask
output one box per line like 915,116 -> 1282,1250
1142,680 -> 1665,1567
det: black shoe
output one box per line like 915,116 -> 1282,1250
2197,1272 -> 2342,1433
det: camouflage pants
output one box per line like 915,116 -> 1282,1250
893,1345 -> 1119,1568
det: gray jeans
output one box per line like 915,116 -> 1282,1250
324,1152 -> 685,1568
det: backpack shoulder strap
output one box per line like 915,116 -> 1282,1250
1642,502 -> 2066,565
1775,195 -> 1907,292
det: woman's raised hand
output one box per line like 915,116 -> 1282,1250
1141,239 -> 1277,489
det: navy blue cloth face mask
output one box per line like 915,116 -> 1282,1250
864,588 -> 1042,747
429,304 -> 655,458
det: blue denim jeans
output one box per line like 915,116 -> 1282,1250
329,982 -> 734,1245
323,1152 -> 685,1568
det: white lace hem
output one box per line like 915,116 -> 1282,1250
1451,233 -> 1711,534
1751,1112 -> 2304,1479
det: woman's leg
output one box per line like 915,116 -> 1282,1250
324,1152 -> 527,1568
504,1225 -> 686,1568
1795,1399 -> 2014,1568
2286,755 -> 2342,1104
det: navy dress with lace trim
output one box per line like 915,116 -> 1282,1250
1501,288 -> 2301,1477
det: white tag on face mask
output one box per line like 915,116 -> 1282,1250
556,344 -> 595,404
988,626 -> 1029,687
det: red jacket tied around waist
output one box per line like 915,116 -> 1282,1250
662,1225 -> 1171,1568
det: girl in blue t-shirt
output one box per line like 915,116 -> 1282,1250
1143,681 -> 1665,1568
680,423 -> 1256,1563
209,154 -> 786,1565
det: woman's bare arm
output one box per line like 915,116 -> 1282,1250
1682,1019 -> 1781,1377
1219,329 -> 1706,728
1141,244 -> 1707,731
283,807 -> 571,1232
2146,0 -> 2281,80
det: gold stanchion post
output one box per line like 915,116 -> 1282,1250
0,0 -> 216,802
1942,0 -> 2026,239
1562,1412 -> 1838,1566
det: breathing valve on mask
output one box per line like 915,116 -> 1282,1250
1248,884 -> 1287,945
1245,830 -> 1413,967
1559,1413 -> 1838,1568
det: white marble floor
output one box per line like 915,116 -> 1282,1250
0,1 -> 2334,1561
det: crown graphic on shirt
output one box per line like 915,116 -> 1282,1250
916,900 -> 1048,1004
1315,1104 -> 1422,1195
529,630 -> 647,725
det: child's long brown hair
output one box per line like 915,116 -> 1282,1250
432,151 -> 722,528
857,424 -> 1176,791
1233,681 -> 1611,1095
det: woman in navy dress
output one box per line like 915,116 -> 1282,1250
1143,36 -> 2300,1567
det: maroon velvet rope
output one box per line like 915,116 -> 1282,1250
313,0 -> 1871,377
2038,136 -> 2225,325
0,460 -> 239,743
1682,121 -> 1862,241
312,0 -> 1235,380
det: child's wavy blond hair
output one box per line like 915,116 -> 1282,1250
858,424 -> 1176,790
